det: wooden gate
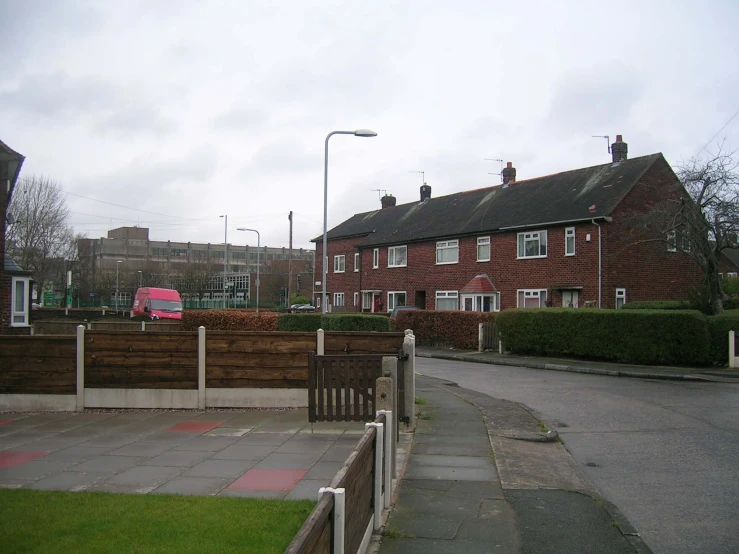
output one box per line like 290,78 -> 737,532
480,321 -> 499,351
308,353 -> 384,422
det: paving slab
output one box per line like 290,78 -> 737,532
151,476 -> 232,496
0,451 -> 48,469
0,460 -> 73,480
67,455 -> 148,474
210,444 -> 276,461
40,446 -> 114,463
303,461 -> 344,480
108,441 -> 174,458
182,458 -> 257,479
76,434 -> 140,449
146,450 -> 214,467
171,436 -> 240,452
234,432 -> 291,446
254,452 -> 321,470
228,468 -> 307,491
284,478 -> 329,500
219,488 -> 288,499
104,465 -> 185,488
28,471 -> 109,491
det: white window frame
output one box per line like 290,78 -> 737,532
667,230 -> 677,252
565,227 -> 575,256
435,290 -> 459,311
372,248 -> 379,269
11,277 -> 31,327
517,230 -> 547,259
436,240 -> 459,265
516,289 -> 548,308
387,291 -> 407,312
354,253 -> 359,272
461,292 -> 500,312
333,292 -> 345,307
388,245 -> 407,268
353,292 -> 359,306
477,236 -> 490,262
333,255 -> 345,273
615,288 -> 626,309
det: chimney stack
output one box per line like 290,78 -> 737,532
502,162 -> 516,185
420,184 -> 431,202
611,135 -> 628,163
381,193 -> 396,209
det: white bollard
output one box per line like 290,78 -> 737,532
76,325 -> 85,411
365,422 -> 385,530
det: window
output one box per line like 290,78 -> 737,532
517,289 -> 547,308
517,231 -> 547,258
667,230 -> 676,252
436,240 -> 459,264
435,290 -> 458,311
615,288 -> 626,309
388,245 -> 407,267
373,248 -> 379,269
387,291 -> 407,312
461,293 -> 500,312
333,255 -> 345,273
565,227 -> 575,256
354,253 -> 359,272
354,292 -> 359,306
334,292 -> 345,307
362,292 -> 373,310
11,277 -> 30,326
667,229 -> 690,252
477,237 -> 490,262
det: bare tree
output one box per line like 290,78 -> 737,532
6,175 -> 76,290
176,252 -> 221,299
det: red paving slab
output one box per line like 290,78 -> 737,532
0,420 -> 13,425
228,469 -> 308,491
165,421 -> 224,434
0,451 -> 48,469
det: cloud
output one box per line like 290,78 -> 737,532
244,138 -> 321,175
212,108 -> 269,132
95,106 -> 177,137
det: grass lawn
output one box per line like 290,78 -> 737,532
0,489 -> 314,554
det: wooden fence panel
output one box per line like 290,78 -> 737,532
84,331 -> 198,389
337,429 -> 375,554
284,494 -> 333,554
205,332 -> 316,388
324,332 -> 404,355
0,336 -> 76,394
31,321 -> 79,335
309,354 -> 383,422
33,320 -> 182,335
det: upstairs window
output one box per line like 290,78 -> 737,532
436,240 -> 459,264
565,228 -> 575,256
477,237 -> 490,262
11,277 -> 30,327
333,255 -> 345,273
388,245 -> 407,268
354,253 -> 359,272
518,231 -> 547,258
372,248 -> 379,269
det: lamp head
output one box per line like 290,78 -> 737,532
354,129 -> 377,137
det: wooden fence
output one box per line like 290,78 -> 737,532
731,330 -> 738,369
0,336 -> 77,395
478,321 -> 499,352
33,320 -> 182,335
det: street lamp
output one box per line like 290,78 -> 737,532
322,129 -> 377,314
137,270 -> 142,289
115,260 -> 122,311
220,215 -> 228,309
236,228 -> 260,314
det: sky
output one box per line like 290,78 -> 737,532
2,0 -> 738,251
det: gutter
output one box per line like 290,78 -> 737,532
499,215 -> 612,232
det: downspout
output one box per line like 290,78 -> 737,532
358,247 -> 362,313
592,219 -> 602,308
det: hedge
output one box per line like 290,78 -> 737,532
622,301 -> 691,310
495,308 -> 711,366
706,312 -> 739,364
319,314 -> 391,332
181,310 -> 278,331
276,314 -> 323,332
395,311 -> 496,350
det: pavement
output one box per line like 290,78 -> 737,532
0,409 -> 368,499
416,346 -> 739,382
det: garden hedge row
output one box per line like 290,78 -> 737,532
395,311 -> 496,350
621,301 -> 690,310
183,311 -> 391,332
495,308 -> 739,366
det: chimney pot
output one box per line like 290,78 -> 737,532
502,162 -> 516,185
420,184 -> 431,202
381,194 -> 396,209
611,135 -> 628,163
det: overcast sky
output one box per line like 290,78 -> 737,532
2,0 -> 738,250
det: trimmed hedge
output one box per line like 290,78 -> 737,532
181,310 -> 278,331
276,314 -> 323,332
706,312 -> 739,364
622,301 -> 691,310
319,314 -> 391,332
495,308 -> 711,366
395,311 -> 496,350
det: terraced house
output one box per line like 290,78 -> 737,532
314,136 -> 711,313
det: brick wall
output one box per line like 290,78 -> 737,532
1,161 -> 10,332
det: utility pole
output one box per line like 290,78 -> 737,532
287,211 -> 293,309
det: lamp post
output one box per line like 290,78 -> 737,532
311,250 -> 315,307
236,228 -> 260,314
137,270 -> 142,289
220,215 -> 228,309
322,129 -> 377,314
115,260 -> 122,311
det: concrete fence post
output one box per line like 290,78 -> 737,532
730,330 -> 736,369
198,326 -> 206,409
382,356 -> 398,468
478,322 -> 484,352
76,325 -> 85,411
377,409 -> 394,506
318,487 -> 345,554
365,422 -> 385,530
141,321 -> 146,331
403,332 -> 416,430
317,328 -> 325,355
86,321 -> 92,330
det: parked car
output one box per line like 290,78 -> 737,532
390,305 -> 419,318
290,304 -> 316,313
132,288 -> 183,320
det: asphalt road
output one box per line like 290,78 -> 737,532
417,358 -> 739,554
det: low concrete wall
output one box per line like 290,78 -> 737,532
206,388 -> 308,408
84,389 -> 198,409
0,394 -> 76,412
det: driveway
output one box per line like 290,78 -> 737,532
417,357 -> 739,554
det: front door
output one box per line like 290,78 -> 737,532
373,294 -> 381,313
562,290 -> 579,308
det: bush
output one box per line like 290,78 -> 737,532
622,301 -> 691,310
495,308 -> 711,366
319,314 -> 391,332
706,312 -> 739,364
395,311 -> 497,350
181,310 -> 278,331
276,313 -> 323,332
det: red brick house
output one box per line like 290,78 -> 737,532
314,136 -> 716,313
1,138 -> 32,334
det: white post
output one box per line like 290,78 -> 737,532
76,325 -> 85,411
141,321 -> 146,332
317,328 -> 325,355
318,487 -> 345,554
365,422 -> 384,530
86,321 -> 92,330
403,332 -> 416,430
478,322 -> 484,352
377,410 -> 393,507
198,326 -> 206,409
730,330 -> 736,369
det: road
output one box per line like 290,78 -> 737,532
417,358 -> 739,554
